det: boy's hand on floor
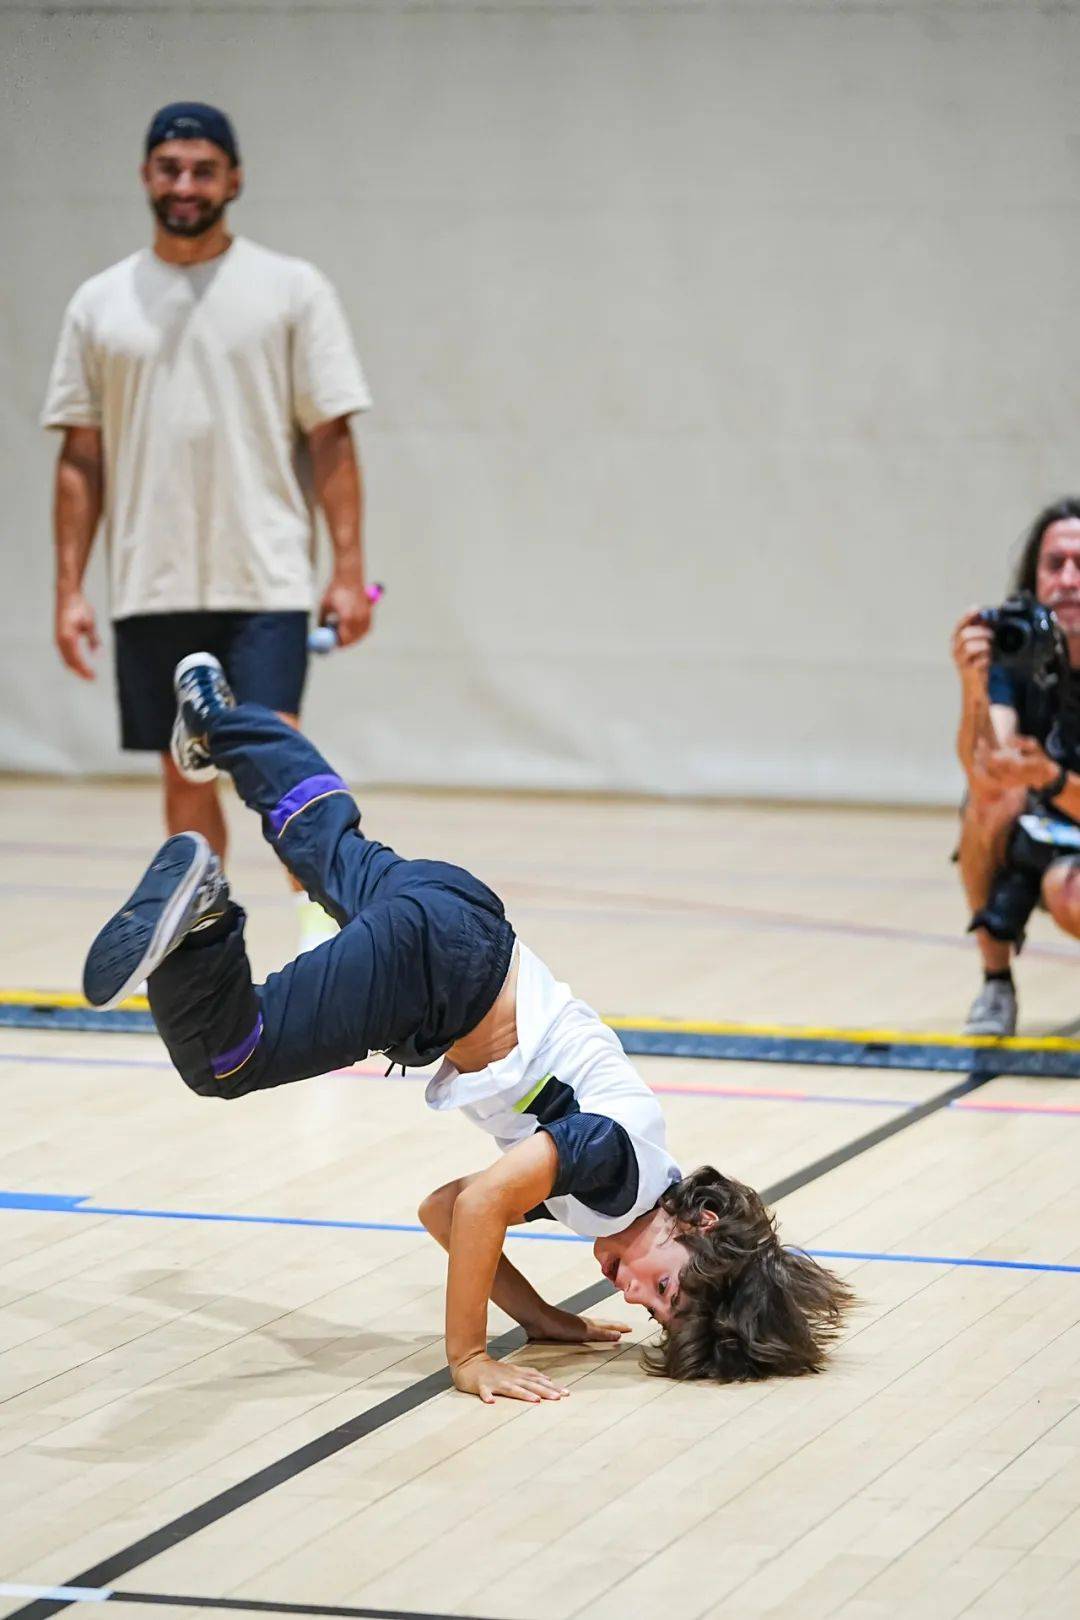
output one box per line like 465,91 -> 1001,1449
524,1307 -> 632,1344
452,1352 -> 569,1404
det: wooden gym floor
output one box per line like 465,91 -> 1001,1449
3,777 -> 1080,1620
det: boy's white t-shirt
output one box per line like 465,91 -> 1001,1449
425,943 -> 682,1238
41,236 -> 372,620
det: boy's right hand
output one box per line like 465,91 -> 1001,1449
452,1352 -> 569,1405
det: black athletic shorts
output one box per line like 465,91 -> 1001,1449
113,610 -> 310,752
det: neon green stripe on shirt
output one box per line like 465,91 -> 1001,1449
513,1073 -> 555,1113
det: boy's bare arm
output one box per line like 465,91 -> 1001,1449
420,1166 -> 631,1352
440,1134 -> 569,1403
420,1172 -> 555,1332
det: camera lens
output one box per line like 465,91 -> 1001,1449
996,622 -> 1030,658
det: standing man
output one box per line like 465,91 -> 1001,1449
43,101 -> 374,950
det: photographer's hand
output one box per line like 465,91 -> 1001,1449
973,735 -> 1060,793
954,606 -> 1015,780
952,607 -> 994,685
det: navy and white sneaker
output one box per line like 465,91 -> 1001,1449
83,832 -> 229,1008
170,652 -> 236,783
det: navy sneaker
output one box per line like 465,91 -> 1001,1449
170,652 -> 236,783
83,832 -> 229,1008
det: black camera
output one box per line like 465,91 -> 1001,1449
978,591 -> 1066,689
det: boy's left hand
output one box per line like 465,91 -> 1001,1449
524,1307 -> 632,1344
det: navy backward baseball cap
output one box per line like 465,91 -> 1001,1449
145,102 -> 240,165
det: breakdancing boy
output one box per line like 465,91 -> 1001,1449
84,656 -> 852,1403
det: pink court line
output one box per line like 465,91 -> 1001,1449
332,1066 -> 873,1105
508,878 -> 1080,963
5,1052 -> 1080,1119
5,854 -> 1077,963
951,1097 -> 1080,1117
333,1065 -> 1080,1116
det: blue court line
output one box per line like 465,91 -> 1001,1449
810,1248 -> 1080,1275
2,1190 -> 1079,1274
0,1191 -> 586,1242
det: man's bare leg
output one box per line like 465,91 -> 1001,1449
957,787 -> 1025,971
162,751 -> 227,859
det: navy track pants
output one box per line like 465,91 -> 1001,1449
148,706 -> 515,1098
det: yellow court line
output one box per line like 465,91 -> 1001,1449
5,989 -> 1080,1055
0,989 -> 150,1012
604,1016 -> 1080,1054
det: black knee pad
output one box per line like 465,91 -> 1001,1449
969,813 -> 1073,946
969,867 -> 1040,946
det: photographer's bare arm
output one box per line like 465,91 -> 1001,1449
953,607 -> 1018,771
54,426 -> 104,680
953,607 -> 1026,984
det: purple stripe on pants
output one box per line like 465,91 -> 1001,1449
213,1013 -> 264,1078
269,773 -> 350,837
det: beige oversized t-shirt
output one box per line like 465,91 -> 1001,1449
41,237 -> 372,619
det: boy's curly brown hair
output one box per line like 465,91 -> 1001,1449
641,1167 -> 855,1383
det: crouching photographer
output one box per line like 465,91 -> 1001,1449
953,499 -> 1080,1036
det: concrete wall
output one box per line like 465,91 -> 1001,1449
3,1 -> 1078,801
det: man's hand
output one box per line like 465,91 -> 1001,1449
952,606 -> 994,685
452,1352 -> 570,1405
56,591 -> 99,680
974,734 -> 1060,792
521,1307 -> 632,1345
318,564 -> 373,648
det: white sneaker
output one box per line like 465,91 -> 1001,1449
963,979 -> 1017,1037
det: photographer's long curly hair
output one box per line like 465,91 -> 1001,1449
1014,498 -> 1080,593
641,1168 -> 855,1383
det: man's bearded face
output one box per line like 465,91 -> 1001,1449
143,138 -> 238,238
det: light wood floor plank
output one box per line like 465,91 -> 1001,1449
4,784 -> 1080,1620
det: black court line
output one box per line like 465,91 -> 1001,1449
9,1032 -> 1069,1620
111,1592 -> 499,1620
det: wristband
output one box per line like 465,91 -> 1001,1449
1040,764 -> 1069,804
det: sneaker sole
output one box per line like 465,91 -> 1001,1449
83,832 -> 214,1009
